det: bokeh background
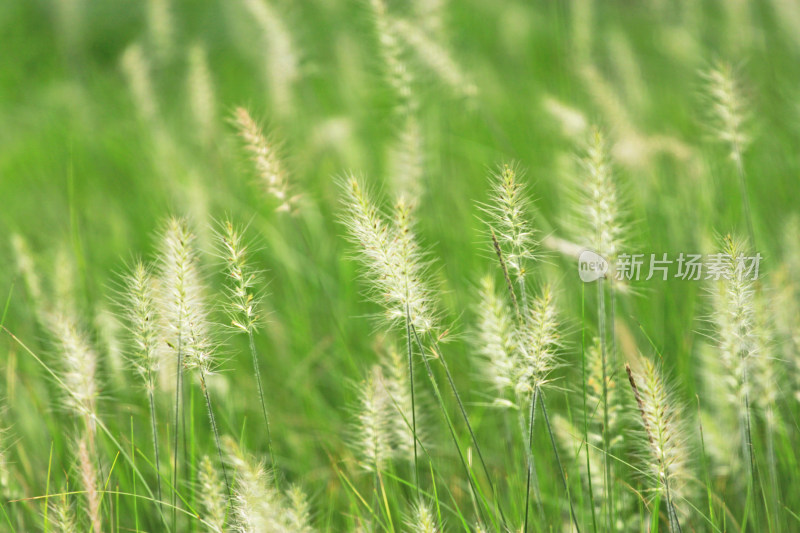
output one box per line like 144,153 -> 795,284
1,0 -> 799,530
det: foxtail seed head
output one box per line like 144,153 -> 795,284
199,454 -> 228,532
407,499 -> 439,533
216,219 -> 261,335
340,175 -> 437,333
224,437 -> 305,532
353,366 -> 394,473
703,62 -> 749,167
122,260 -> 161,388
482,164 -> 538,285
47,314 -> 99,425
577,128 -> 625,263
709,234 -> 757,408
233,107 -> 296,212
515,286 -> 560,395
474,275 -> 517,405
158,217 -> 216,374
626,361 -> 689,507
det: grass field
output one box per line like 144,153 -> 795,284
2,0 -> 800,531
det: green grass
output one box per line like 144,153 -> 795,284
2,0 -> 800,531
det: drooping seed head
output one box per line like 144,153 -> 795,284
240,0 -> 299,115
369,0 -> 416,115
390,17 -> 477,99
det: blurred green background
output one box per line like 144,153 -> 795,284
1,0 -> 799,530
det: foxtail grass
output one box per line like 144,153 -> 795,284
76,435 -> 101,533
46,314 -> 99,435
708,234 -> 765,527
406,499 -> 440,533
482,164 -> 538,309
483,163 -> 579,531
233,107 -> 297,213
157,217 -> 205,522
703,62 -> 755,247
120,42 -> 159,126
198,455 -> 228,532
390,17 -> 477,99
574,128 -> 625,531
626,361 -> 688,533
353,366 -> 394,475
49,490 -> 78,533
121,260 -> 164,507
340,175 -> 431,493
216,219 -> 278,484
224,437 -> 315,532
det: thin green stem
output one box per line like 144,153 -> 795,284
741,354 -> 759,529
597,279 -> 613,531
766,411 -> 780,533
491,230 -> 521,325
409,323 -> 489,528
405,309 -> 419,494
425,332 -> 507,527
539,388 -> 581,533
665,477 -> 682,533
696,395 -> 715,524
582,283 -> 598,533
147,386 -> 164,513
246,329 -> 278,486
172,331 -> 183,530
733,153 -> 756,249
523,387 -> 538,532
199,371 -> 231,502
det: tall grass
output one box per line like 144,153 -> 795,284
2,0 -> 800,531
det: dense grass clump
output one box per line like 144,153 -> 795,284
2,0 -> 800,531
